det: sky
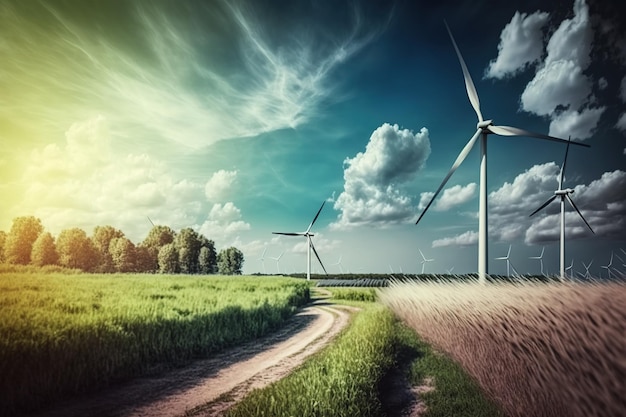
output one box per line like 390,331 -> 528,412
1,0 -> 625,277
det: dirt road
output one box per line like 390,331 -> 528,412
29,299 -> 352,417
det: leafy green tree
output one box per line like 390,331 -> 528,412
56,228 -> 98,271
109,237 -> 136,273
4,216 -> 44,264
140,225 -> 176,272
31,232 -> 58,267
217,247 -> 244,275
198,244 -> 217,274
0,230 -> 6,263
158,243 -> 179,274
134,245 -> 153,273
175,228 -> 202,274
91,226 -> 124,273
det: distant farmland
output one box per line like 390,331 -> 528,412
380,280 -> 626,417
0,273 -> 309,415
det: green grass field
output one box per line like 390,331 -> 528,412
0,272 -> 309,415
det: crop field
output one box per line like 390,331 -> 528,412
0,273 -> 309,415
380,280 -> 626,417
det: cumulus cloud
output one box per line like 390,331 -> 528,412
418,192 -> 434,211
434,183 -> 477,211
544,0 -> 592,68
485,10 -> 550,79
198,202 -> 251,246
205,170 -> 238,202
20,116 -> 204,241
432,230 -> 478,248
520,60 -> 591,116
331,123 -> 431,229
548,107 -> 606,140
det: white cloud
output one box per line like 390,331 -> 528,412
548,107 -> 606,140
616,113 -> 626,132
418,192 -> 434,210
432,230 -> 478,248
485,10 -> 550,79
544,0 -> 592,69
520,60 -> 591,116
20,116 -> 204,242
331,123 -> 431,229
597,77 -> 608,90
198,202 -> 251,246
434,183 -> 477,211
205,170 -> 237,202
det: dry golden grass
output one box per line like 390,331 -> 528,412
379,280 -> 626,417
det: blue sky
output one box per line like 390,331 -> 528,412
1,0 -> 625,276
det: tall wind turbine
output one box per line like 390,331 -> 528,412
418,249 -> 434,274
529,138 -> 594,281
272,201 -> 328,281
415,23 -> 589,284
529,247 -> 545,276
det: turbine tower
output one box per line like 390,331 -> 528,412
418,249 -> 434,274
258,247 -> 267,274
272,201 -> 328,281
415,23 -> 589,284
529,138 -> 594,281
529,247 -> 545,276
269,251 -> 284,274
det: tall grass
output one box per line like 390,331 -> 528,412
225,305 -> 397,417
380,280 -> 626,417
0,273 -> 309,415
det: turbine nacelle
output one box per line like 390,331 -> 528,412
477,119 -> 493,130
555,189 -> 574,196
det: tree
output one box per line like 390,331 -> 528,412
217,247 -> 244,275
198,244 -> 217,274
4,216 -> 43,264
140,225 -> 176,272
109,237 -> 136,273
91,226 -> 124,273
56,228 -> 98,271
0,230 -> 6,263
158,243 -> 178,274
134,245 -> 153,273
31,232 -> 58,267
175,228 -> 202,274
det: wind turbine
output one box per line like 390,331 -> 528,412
495,245 -> 514,277
269,251 -> 284,274
332,255 -> 344,273
415,23 -> 589,284
565,259 -> 575,279
418,249 -> 434,274
258,247 -> 267,274
601,252 -> 615,280
529,138 -> 594,281
579,259 -> 593,280
529,247 -> 545,276
272,201 -> 328,280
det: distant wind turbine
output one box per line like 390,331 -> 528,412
601,252 -> 615,280
565,259 -> 575,279
415,23 -> 589,284
529,138 -> 594,281
147,216 -> 155,227
579,259 -> 593,280
529,247 -> 545,276
418,249 -> 434,274
332,255 -> 344,273
272,201 -> 328,280
258,247 -> 267,274
269,251 -> 284,274
495,245 -> 514,277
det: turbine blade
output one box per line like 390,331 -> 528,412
416,129 -> 481,225
529,195 -> 557,217
306,201 -> 326,233
444,21 -> 483,122
565,195 -> 595,234
272,232 -> 302,236
559,137 -> 571,189
488,125 -> 590,147
310,240 -> 328,275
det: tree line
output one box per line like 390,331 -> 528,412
0,216 -> 244,275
